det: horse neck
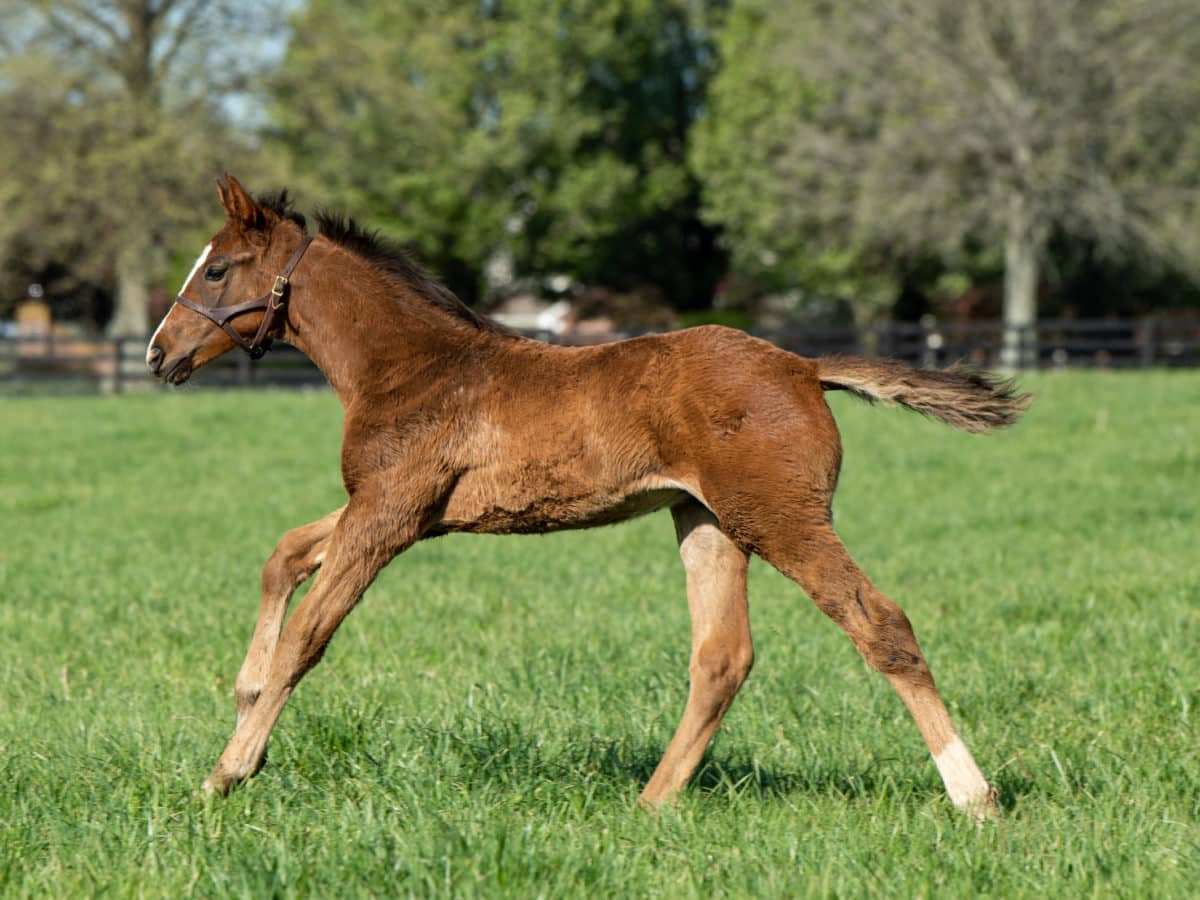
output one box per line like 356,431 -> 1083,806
281,238 -> 494,406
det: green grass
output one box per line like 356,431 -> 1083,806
1,371 -> 1197,897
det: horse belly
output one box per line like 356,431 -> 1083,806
435,473 -> 688,535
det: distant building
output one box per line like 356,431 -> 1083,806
489,295 -> 573,335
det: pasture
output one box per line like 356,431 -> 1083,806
1,370 -> 1197,897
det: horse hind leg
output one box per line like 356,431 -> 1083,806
765,523 -> 998,817
235,506 -> 344,729
640,500 -> 753,805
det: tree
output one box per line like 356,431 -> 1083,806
695,0 -> 1200,361
0,1 -> 284,334
691,0 -> 903,323
270,0 -> 727,310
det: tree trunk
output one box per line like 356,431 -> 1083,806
109,242 -> 152,337
1001,195 -> 1040,370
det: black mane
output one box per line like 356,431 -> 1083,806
257,190 -> 505,333
256,189 -> 307,231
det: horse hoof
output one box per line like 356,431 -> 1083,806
962,784 -> 1001,822
202,770 -> 233,797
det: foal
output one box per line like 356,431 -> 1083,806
148,176 -> 1029,816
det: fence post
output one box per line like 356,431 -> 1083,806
237,351 -> 250,386
112,337 -> 123,394
1139,318 -> 1157,368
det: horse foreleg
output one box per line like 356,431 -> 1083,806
204,481 -> 436,796
235,506 -> 344,730
640,501 -> 752,805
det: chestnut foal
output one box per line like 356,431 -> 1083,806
148,176 -> 1028,816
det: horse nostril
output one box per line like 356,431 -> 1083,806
147,345 -> 164,372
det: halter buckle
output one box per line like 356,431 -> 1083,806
271,275 -> 288,297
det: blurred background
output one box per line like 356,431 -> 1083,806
2,0 -> 1199,387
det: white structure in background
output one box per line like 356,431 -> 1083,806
489,296 -> 573,335
484,247 -> 515,294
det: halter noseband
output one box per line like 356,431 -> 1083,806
175,235 -> 315,360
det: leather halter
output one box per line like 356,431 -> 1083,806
175,235 -> 314,360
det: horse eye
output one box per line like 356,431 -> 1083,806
204,265 -> 227,282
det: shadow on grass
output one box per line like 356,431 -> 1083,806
419,718 -> 890,801
281,706 -> 1064,811
603,743 -> 1048,808
291,710 -> 965,805
211,709 -> 1048,817
990,768 -> 1040,811
605,749 -> 893,802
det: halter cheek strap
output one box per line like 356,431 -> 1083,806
175,235 -> 314,360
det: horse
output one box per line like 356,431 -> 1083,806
147,175 -> 1029,817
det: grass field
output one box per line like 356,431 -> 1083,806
1,370 -> 1197,897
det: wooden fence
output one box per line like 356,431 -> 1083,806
0,334 -> 326,394
2,317 -> 1199,395
759,318 -> 1200,370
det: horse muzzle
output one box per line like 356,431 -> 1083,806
147,344 -> 194,384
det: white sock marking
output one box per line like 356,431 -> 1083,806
934,736 -> 991,809
146,242 -> 211,363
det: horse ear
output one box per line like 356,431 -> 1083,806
215,175 -> 231,212
216,173 -> 264,229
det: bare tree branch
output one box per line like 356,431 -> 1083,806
51,0 -> 125,44
0,0 -> 282,331
152,0 -> 213,82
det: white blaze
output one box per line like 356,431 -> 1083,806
146,242 -> 211,363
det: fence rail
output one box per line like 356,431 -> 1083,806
3,317 -> 1199,395
758,318 -> 1200,370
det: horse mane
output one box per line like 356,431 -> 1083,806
256,189 -> 307,231
255,189 -> 509,335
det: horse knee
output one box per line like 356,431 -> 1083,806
235,679 -> 260,710
261,549 -> 296,596
692,635 -> 754,697
234,674 -> 262,730
261,534 -> 321,595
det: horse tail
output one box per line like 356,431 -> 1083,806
816,355 -> 1032,434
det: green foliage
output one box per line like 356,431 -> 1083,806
692,0 -> 886,316
1,373 -> 1198,895
271,0 -> 726,308
695,0 -> 1200,323
3,0 -> 1199,332
0,1 -> 285,331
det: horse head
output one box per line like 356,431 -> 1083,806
147,175 -> 310,384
